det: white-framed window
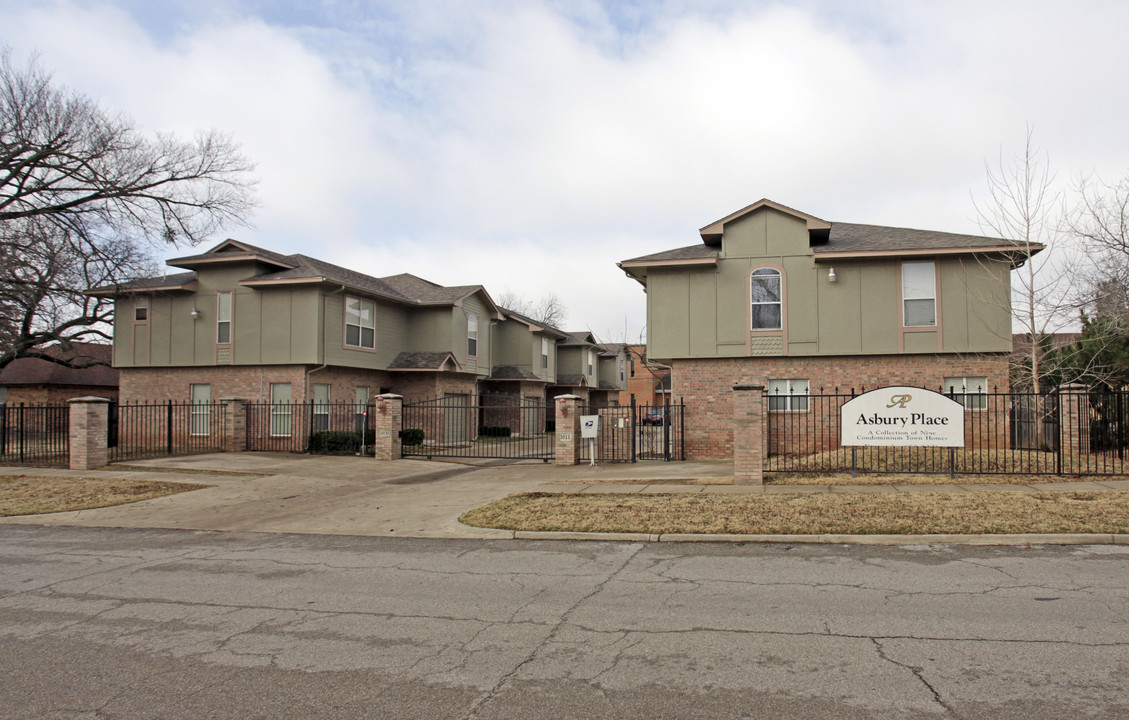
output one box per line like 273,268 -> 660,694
902,262 -> 937,327
619,358 -> 625,382
216,291 -> 232,344
190,384 -> 211,436
768,378 -> 810,411
345,296 -> 376,349
134,297 -> 149,322
313,383 -> 330,431
541,338 -> 550,369
587,350 -> 595,376
467,313 -> 479,357
270,383 -> 292,436
944,376 -> 987,410
750,268 -> 782,330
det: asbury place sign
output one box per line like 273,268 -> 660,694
841,386 -> 965,447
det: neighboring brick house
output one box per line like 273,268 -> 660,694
619,199 -> 1038,460
87,239 -> 504,409
0,342 -> 118,405
617,344 -> 670,407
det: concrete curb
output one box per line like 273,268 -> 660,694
506,531 -> 1128,546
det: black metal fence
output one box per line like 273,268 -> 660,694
401,395 -> 554,461
766,387 -> 1129,476
246,401 -> 373,454
580,399 -> 685,462
108,401 -> 228,463
0,403 -> 69,466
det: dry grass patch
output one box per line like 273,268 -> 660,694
0,475 -> 205,517
460,490 -> 1129,535
767,472 -> 1089,486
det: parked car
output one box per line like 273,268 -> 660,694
642,408 -> 668,425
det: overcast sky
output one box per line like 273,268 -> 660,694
3,0 -> 1128,341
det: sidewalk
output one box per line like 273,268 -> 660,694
1,454 -> 1126,543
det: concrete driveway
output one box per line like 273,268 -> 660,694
0,453 -> 732,538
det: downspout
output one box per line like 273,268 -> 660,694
307,284 -> 347,397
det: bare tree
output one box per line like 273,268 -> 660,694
973,127 -> 1081,394
495,289 -> 567,328
0,49 -> 256,368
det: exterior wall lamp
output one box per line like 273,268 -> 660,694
827,267 -> 837,283
190,307 -> 201,320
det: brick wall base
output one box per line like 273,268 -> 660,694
675,353 -> 1009,460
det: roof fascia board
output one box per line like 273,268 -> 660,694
813,244 -> 1043,261
85,279 -> 199,297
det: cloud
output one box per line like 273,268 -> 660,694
3,0 -> 1129,339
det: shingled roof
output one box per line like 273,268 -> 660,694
620,201 -> 1039,277
90,240 -> 500,313
0,342 -> 118,388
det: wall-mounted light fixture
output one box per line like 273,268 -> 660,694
827,267 -> 837,283
190,307 -> 201,320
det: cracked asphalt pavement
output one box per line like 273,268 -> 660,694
2,525 -> 1127,719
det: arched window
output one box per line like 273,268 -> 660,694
750,268 -> 782,330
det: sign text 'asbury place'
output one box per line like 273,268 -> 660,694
841,387 -> 965,447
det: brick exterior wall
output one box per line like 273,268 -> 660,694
2,385 -> 118,405
119,365 -> 486,406
675,353 -> 1010,460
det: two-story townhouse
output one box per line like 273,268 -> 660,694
475,307 -> 568,434
88,239 -> 503,410
595,343 -> 629,406
550,332 -> 602,403
619,199 -> 1038,460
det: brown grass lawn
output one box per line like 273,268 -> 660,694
460,490 -> 1129,535
0,475 -> 205,517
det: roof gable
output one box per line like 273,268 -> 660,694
699,199 -> 831,246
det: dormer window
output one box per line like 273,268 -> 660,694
750,268 -> 782,330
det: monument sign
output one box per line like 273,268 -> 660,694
841,386 -> 965,447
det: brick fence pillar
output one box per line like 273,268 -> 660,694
732,382 -> 765,485
68,396 -> 110,470
220,398 -> 247,453
372,394 -> 403,461
554,395 -> 582,466
1059,383 -> 1091,467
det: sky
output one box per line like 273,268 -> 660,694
3,0 -> 1128,341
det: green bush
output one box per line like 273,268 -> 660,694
400,428 -> 425,446
478,426 -> 512,438
309,430 -> 362,454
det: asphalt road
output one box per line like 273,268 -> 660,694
1,525 -> 1127,720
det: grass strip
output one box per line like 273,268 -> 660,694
0,475 -> 205,517
460,490 -> 1129,535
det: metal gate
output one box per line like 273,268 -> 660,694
580,398 -> 685,463
401,395 -> 554,461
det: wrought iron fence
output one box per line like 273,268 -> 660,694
579,399 -> 685,462
401,395 -> 554,461
246,401 -> 373,454
766,386 -> 1129,476
108,401 -> 228,463
0,403 -> 69,466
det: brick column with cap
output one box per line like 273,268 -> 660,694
219,398 -> 247,453
372,394 -> 403,461
68,396 -> 110,470
554,395 -> 582,466
732,382 -> 765,485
